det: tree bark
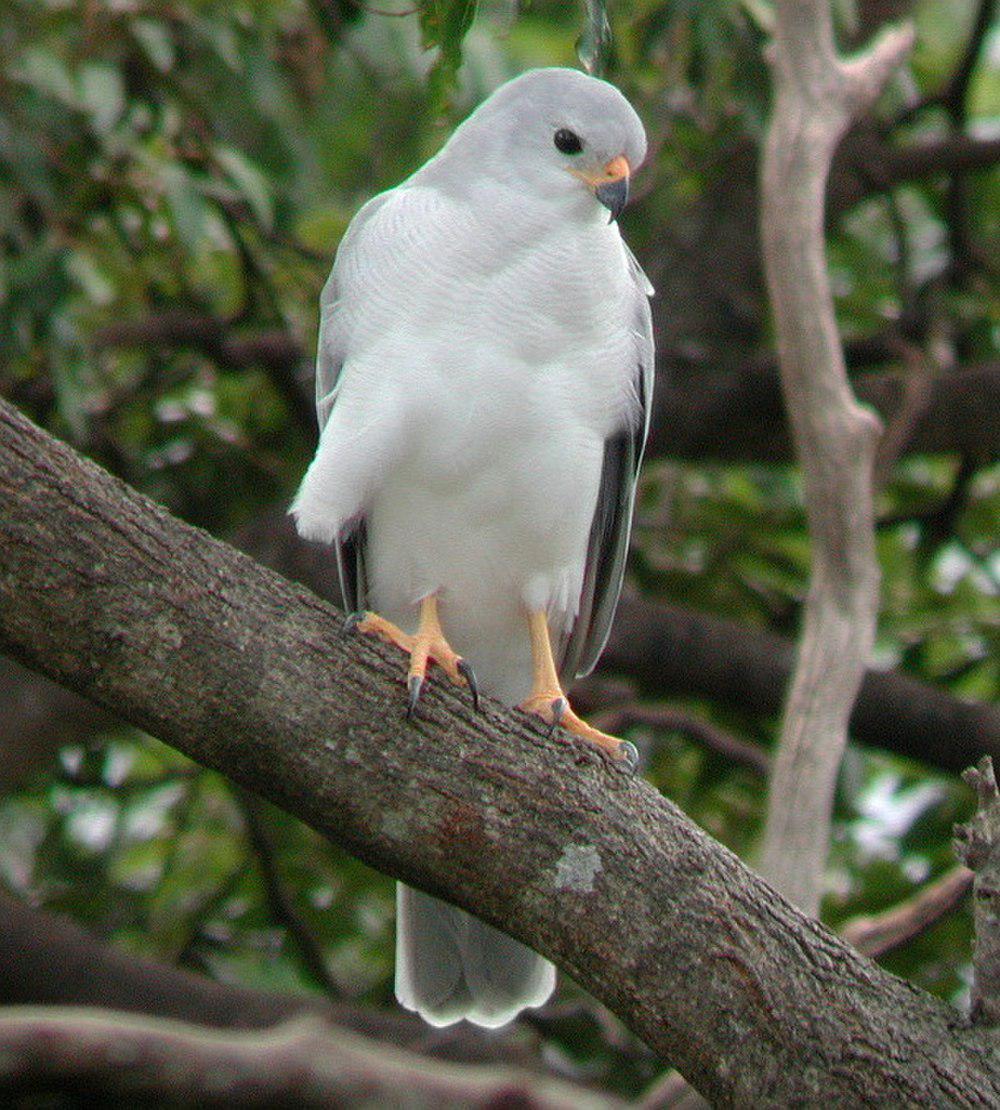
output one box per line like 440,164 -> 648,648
6,523 -> 995,796
1,402 -> 998,1104
757,4 -> 913,914
955,758 -> 1000,1026
0,1007 -> 617,1109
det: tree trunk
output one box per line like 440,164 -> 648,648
1,400 -> 998,1104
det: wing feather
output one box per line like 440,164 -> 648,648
312,192 -> 396,612
558,246 -> 654,683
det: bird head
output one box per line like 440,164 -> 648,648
432,68 -> 647,224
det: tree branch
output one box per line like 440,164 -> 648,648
0,889 -> 553,1070
955,757 -> 1000,1026
235,790 -> 343,1000
601,594 -> 1000,774
88,313 -> 1000,463
589,702 -> 770,777
91,310 -> 315,435
5,536 -> 995,796
758,4 -> 913,914
1,400 -> 998,1100
0,1006 -> 616,1109
841,864 -> 973,958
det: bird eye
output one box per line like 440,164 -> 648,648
553,128 -> 583,155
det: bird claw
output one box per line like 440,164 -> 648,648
546,697 -> 567,739
341,611 -> 365,637
406,673 -> 424,719
456,658 -> 480,713
617,739 -> 640,772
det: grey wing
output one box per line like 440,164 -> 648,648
557,247 -> 655,684
313,194 -> 393,613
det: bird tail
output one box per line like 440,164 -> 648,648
394,883 -> 555,1028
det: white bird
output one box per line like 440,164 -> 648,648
292,67 -> 654,1029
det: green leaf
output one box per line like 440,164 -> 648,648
132,19 -> 175,73
15,47 -> 77,105
162,165 -> 210,252
418,0 -> 479,107
212,145 -> 274,231
79,64 -> 125,135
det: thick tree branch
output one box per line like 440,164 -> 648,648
602,595 -> 1000,773
955,757 -> 1000,1026
649,357 -> 1000,465
5,533 -> 994,796
758,5 -> 913,914
834,133 -> 1000,209
1,405 -> 998,1102
87,313 -> 1000,464
0,1006 -> 615,1109
0,890 -> 552,1070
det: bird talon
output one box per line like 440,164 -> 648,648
341,611 -> 365,637
406,673 -> 424,719
617,739 -> 640,772
546,697 -> 567,738
457,659 -> 480,712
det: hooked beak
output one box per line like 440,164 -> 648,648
579,154 -> 631,222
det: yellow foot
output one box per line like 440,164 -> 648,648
347,600 -> 478,716
520,691 -> 634,763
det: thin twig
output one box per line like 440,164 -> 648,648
589,702 -> 770,777
236,789 -> 343,1001
872,338 -> 937,490
841,865 -> 973,958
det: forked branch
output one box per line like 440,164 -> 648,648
758,1 -> 914,914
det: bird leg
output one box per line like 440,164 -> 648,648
519,609 -> 629,759
352,596 -> 478,716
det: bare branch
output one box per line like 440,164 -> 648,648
91,311 -> 314,435
758,4 -> 913,914
601,594 -> 1000,775
2,399 -> 998,1101
235,790 -> 343,1000
0,889 -> 550,1069
955,757 -> 1000,1026
841,865 -> 973,958
0,1007 -> 615,1108
589,702 -> 770,777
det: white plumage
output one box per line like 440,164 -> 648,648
292,67 -> 653,1028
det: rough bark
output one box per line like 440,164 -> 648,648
6,522 -> 995,796
1,403 -> 998,1105
955,758 -> 1000,1026
0,1007 -> 617,1109
757,5 -> 914,914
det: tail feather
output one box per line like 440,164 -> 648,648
395,883 -> 555,1028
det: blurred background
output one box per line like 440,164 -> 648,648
0,0 -> 997,1098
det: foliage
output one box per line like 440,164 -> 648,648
0,0 -> 996,1095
